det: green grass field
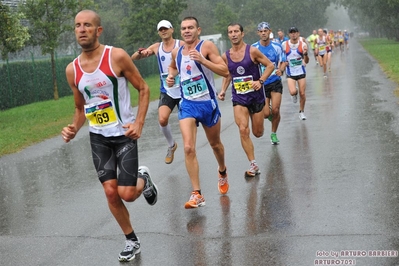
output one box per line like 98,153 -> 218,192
0,74 -> 161,156
358,38 -> 399,84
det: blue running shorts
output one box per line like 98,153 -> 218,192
178,99 -> 221,127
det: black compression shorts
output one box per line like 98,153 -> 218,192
90,132 -> 139,186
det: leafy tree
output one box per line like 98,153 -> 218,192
121,0 -> 187,52
183,0 -> 331,44
97,0 -> 129,48
235,0 -> 330,42
19,0 -> 94,100
0,3 -> 30,60
181,0 -> 217,35
338,0 -> 399,40
213,2 -> 238,40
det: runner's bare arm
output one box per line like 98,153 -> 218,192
303,43 -> 309,64
191,40 -> 229,78
278,61 -> 288,74
61,62 -> 87,143
219,75 -> 232,101
218,54 -> 231,101
166,48 -> 179,86
251,47 -> 274,83
114,48 -> 150,139
131,42 -> 160,60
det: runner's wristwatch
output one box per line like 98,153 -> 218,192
259,79 -> 264,84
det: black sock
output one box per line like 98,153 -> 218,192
219,168 -> 227,176
195,189 -> 201,195
125,231 -> 138,241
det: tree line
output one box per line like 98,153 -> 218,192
337,0 -> 399,41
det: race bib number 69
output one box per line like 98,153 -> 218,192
84,99 -> 119,129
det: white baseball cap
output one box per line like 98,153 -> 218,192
157,20 -> 173,31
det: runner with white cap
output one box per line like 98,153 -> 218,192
132,19 -> 184,164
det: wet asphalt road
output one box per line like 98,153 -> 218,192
1,39 -> 399,266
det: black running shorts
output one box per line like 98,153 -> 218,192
89,132 -> 138,186
263,79 -> 283,99
158,92 -> 180,111
233,101 -> 265,114
286,74 -> 306,81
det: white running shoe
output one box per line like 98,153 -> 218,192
299,112 -> 307,120
246,162 -> 260,177
291,93 -> 298,104
118,238 -> 141,262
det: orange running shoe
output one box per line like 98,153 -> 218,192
218,169 -> 229,194
184,191 -> 206,209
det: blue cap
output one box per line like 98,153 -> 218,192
257,22 -> 270,30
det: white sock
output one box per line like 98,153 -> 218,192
160,124 -> 174,147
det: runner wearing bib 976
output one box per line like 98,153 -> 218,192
131,20 -> 184,164
219,23 -> 274,177
166,17 -> 229,209
252,21 -> 287,145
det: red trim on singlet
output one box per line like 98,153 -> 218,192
99,48 -> 113,77
285,40 -> 303,55
73,47 -> 114,86
74,59 -> 83,86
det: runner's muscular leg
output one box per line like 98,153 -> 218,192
263,97 -> 271,119
117,179 -> 144,202
270,91 -> 282,132
287,78 -> 297,96
233,105 -> 255,161
158,105 -> 173,127
318,55 -> 324,67
323,54 -> 328,72
250,110 -> 264,138
203,118 -> 226,172
298,78 -> 307,111
179,118 -> 200,190
102,179 -> 134,235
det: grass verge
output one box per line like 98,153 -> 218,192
358,38 -> 399,84
0,74 -> 161,156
